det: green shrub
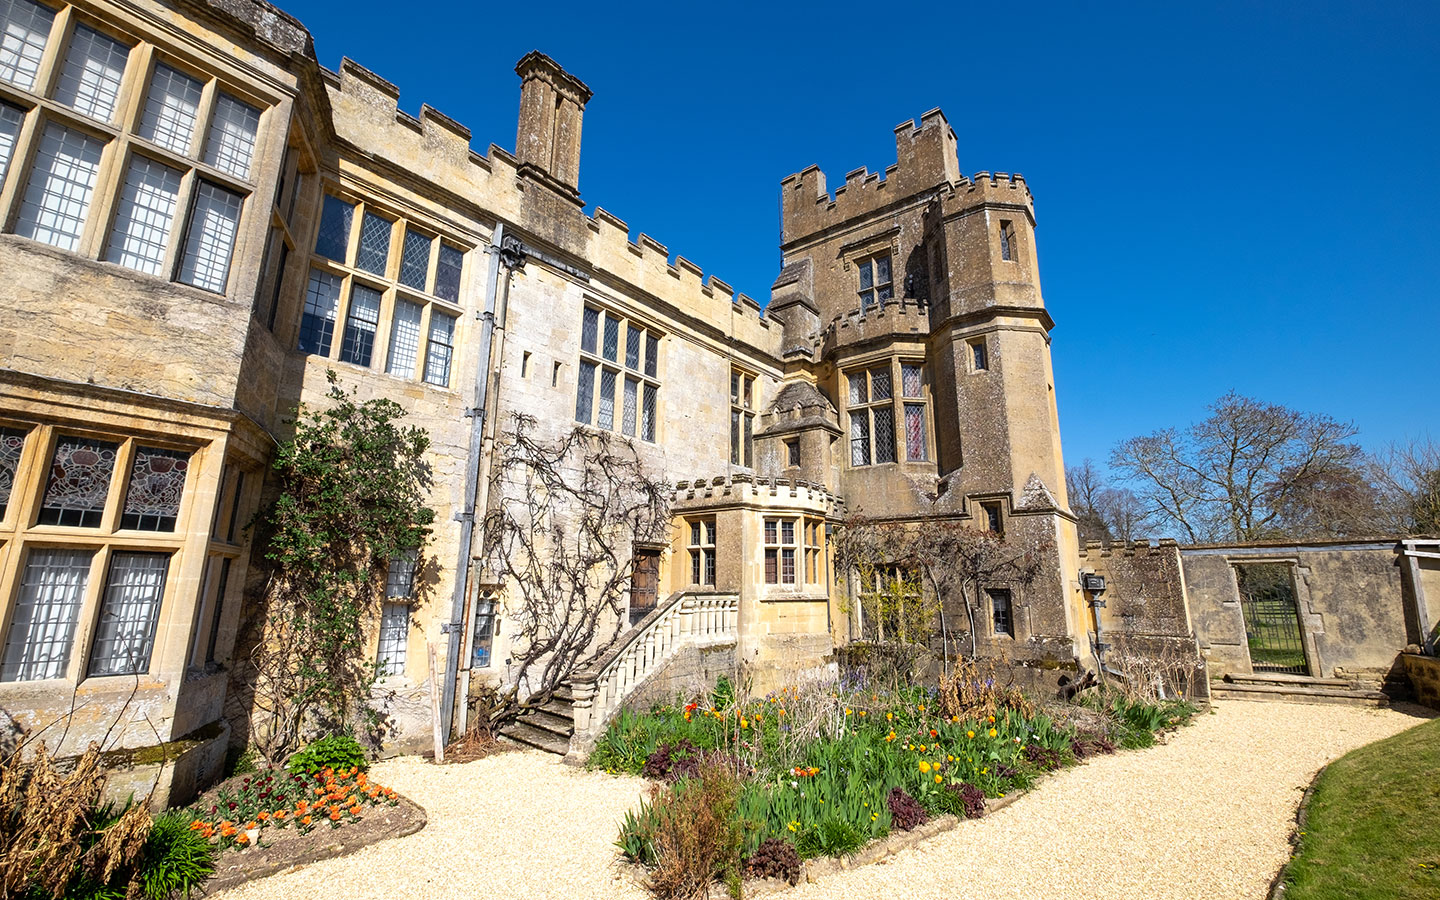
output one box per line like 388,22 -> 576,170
286,734 -> 368,775
136,811 -> 217,900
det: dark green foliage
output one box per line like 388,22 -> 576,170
247,372 -> 435,758
135,811 -> 217,900
743,838 -> 800,885
793,818 -> 867,860
885,787 -> 927,831
286,735 -> 369,776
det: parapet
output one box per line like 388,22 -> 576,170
818,296 -> 930,356
932,171 -> 1036,225
672,474 -> 844,516
1079,538 -> 1182,558
780,108 -> 960,247
193,0 -> 312,57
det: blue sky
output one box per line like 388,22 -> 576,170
280,0 -> 1440,470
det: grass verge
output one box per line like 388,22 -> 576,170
1285,714 -> 1440,900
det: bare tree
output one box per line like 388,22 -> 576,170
480,415 -> 670,725
1066,459 -> 1153,543
1109,392 -> 1366,543
1372,436 -> 1440,535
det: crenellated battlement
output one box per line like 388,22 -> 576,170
933,171 -> 1036,223
818,296 -> 930,355
672,474 -> 845,516
1079,538 -> 1182,558
780,108 -> 961,247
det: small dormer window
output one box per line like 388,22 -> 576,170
858,255 -> 893,312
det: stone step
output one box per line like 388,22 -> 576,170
500,721 -> 572,755
1223,672 -> 1355,688
520,706 -> 575,735
1210,682 -> 1390,707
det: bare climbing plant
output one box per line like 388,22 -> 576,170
481,414 -> 670,725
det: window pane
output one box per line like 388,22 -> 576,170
621,376 -> 637,436
398,228 -> 431,290
386,550 -> 417,599
0,426 -> 25,518
0,102 -> 21,187
781,520 -> 795,545
575,360 -> 595,424
730,371 -> 740,405
871,367 -> 892,400
860,288 -> 874,312
858,260 -> 872,290
105,155 -> 181,276
17,122 -> 104,251
434,243 -> 463,303
690,549 -> 700,585
423,312 -> 455,387
203,93 -> 260,178
848,372 -> 867,406
705,549 -> 715,585
580,307 -> 599,354
88,552 -> 168,677
876,255 -> 891,284
471,598 -> 495,668
597,368 -> 616,430
902,363 -> 922,398
625,325 -> 641,370
354,211 -> 392,275
764,548 -> 777,584
690,522 -> 701,546
54,25 -> 128,122
377,601 -> 408,677
849,409 -> 870,466
972,341 -> 988,370
120,446 -> 188,531
743,413 -> 753,467
990,589 -> 1013,636
781,548 -> 795,584
905,403 -> 927,461
39,436 -> 117,527
386,299 -> 423,378
601,314 -> 619,362
339,283 -> 381,367
874,405 -> 896,464
139,63 -> 202,155
764,519 -> 777,544
298,268 -> 341,354
177,182 -> 242,293
705,521 -> 716,545
0,0 -> 54,91
644,333 -> 658,378
877,284 -> 893,303
1,548 -> 92,682
314,195 -> 353,261
729,409 -> 739,465
641,384 -> 656,441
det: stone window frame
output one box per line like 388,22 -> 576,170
763,516 -> 798,586
0,0 -> 271,295
297,187 -> 468,390
999,219 -> 1017,262
574,303 -> 661,442
987,586 -> 1015,638
687,517 -> 716,587
0,419 -> 224,685
729,366 -> 755,469
854,251 -> 893,313
968,337 -> 989,373
802,517 -> 824,586
843,357 -> 934,468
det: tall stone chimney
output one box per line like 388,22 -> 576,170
514,51 -> 593,202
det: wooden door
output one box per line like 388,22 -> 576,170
630,548 -> 660,625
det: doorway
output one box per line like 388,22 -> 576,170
630,547 -> 661,625
1234,562 -> 1309,675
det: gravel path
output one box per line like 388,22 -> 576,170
214,701 -> 1433,900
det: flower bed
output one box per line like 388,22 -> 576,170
189,765 -> 400,850
593,673 -> 1194,896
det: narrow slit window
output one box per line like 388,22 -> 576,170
990,588 -> 1014,636
1000,220 -> 1015,261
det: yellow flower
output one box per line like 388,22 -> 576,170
966,730 -> 975,739
845,708 -> 852,716
934,775 -> 943,783
988,728 -> 998,738
741,718 -> 749,729
886,712 -> 893,721
918,744 -> 926,752
859,710 -> 867,717
919,760 -> 932,774
918,704 -> 925,712
948,755 -> 955,762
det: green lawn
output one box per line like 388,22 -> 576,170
1285,715 -> 1440,900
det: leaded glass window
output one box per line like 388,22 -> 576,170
386,550 -> 417,599
355,212 -> 392,276
901,363 -> 923,398
905,403 -> 927,462
16,122 -> 104,252
139,64 -> 202,155
621,376 -> 637,436
53,24 -> 129,123
645,333 -> 659,378
120,446 -> 188,531
1,548 -> 93,682
339,283 -> 381,367
989,588 -> 1013,636
39,436 -> 118,527
0,102 -> 22,188
580,307 -> 599,354
857,254 -> 892,311
202,93 -> 259,179
641,384 -> 656,442
298,268 -> 341,355
176,182 -> 241,292
0,426 -> 25,519
625,326 -> 641,370
0,0 -> 55,92
597,368 -> 616,430
87,552 -> 169,676
398,228 -> 430,290
386,299 -> 423,378
376,602 -> 408,677
314,195 -> 353,261
577,308 -> 660,441
434,243 -> 463,303
105,155 -> 182,276
423,312 -> 455,387
575,360 -> 595,424
601,314 -> 619,362
847,363 -> 923,467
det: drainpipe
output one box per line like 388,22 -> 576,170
440,223 -> 511,743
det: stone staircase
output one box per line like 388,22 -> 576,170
1210,671 -> 1394,707
499,685 -> 575,755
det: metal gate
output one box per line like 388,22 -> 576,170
1235,563 -> 1309,675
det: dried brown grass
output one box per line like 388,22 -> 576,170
937,657 -> 1037,722
645,759 -> 744,900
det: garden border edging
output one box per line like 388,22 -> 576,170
1265,763 -> 1326,900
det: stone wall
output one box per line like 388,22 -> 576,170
620,640 -> 738,715
1401,653 -> 1440,710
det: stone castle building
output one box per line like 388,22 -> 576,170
0,0 -> 1136,795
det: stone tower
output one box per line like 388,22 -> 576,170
764,109 -> 1084,666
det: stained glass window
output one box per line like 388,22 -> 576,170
88,552 -> 169,676
0,426 -> 25,519
120,446 -> 188,531
39,436 -> 118,527
902,363 -> 923,398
